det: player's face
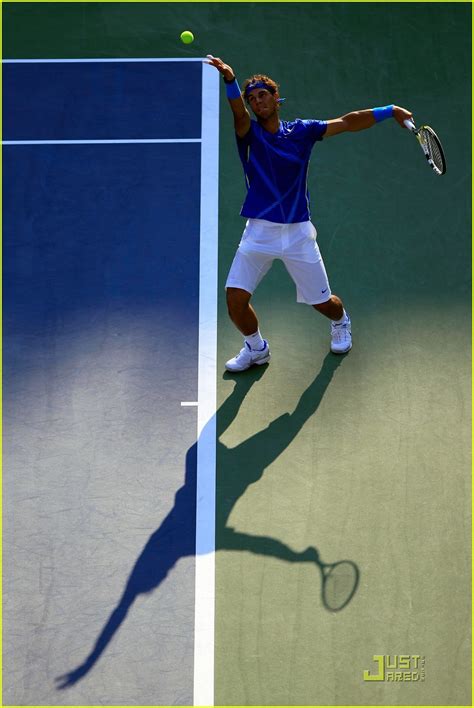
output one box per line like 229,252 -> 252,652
247,88 -> 279,119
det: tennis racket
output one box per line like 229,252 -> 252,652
404,118 -> 446,175
319,559 -> 360,611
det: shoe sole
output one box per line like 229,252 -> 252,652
255,355 -> 271,366
225,354 -> 271,372
331,343 -> 352,354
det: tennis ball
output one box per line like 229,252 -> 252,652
180,30 -> 194,44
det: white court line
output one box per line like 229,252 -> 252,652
3,57 -> 207,63
3,139 -> 201,145
3,58 -> 204,146
181,402 -> 199,407
193,61 -> 219,707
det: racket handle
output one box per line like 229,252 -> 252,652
404,118 -> 416,131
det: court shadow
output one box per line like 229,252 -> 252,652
217,353 -> 359,611
56,352 -> 358,690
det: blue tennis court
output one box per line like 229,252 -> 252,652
4,58 -> 218,706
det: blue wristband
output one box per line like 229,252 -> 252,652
225,78 -> 242,100
373,104 -> 394,122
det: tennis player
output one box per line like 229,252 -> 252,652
207,55 -> 413,372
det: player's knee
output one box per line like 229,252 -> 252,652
226,287 -> 251,316
313,298 -> 332,314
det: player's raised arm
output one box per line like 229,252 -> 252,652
324,104 -> 413,137
206,55 -> 250,137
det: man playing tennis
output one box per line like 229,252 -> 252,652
207,55 -> 413,372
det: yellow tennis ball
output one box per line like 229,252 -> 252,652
180,30 -> 194,44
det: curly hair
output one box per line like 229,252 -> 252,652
241,74 -> 280,102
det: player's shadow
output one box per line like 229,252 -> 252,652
56,351 -> 357,690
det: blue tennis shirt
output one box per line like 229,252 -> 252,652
236,118 -> 327,224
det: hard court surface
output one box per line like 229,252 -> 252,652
3,4 -> 471,706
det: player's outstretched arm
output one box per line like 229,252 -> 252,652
206,55 -> 250,137
324,104 -> 413,137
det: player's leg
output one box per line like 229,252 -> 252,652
313,295 -> 352,354
313,295 -> 343,321
282,222 -> 352,354
224,250 -> 273,372
226,287 -> 258,335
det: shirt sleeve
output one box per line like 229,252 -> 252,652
302,119 -> 328,143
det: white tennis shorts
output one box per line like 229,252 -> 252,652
225,218 -> 332,305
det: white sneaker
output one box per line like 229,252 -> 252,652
225,340 -> 271,372
331,317 -> 352,354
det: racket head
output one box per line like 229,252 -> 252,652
321,560 -> 360,611
417,125 -> 446,175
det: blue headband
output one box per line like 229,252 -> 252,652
244,80 -> 286,103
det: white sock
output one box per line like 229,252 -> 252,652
333,309 -> 349,325
245,329 -> 265,350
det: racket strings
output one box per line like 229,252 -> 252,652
420,128 -> 445,175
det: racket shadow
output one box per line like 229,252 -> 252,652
319,557 -> 360,611
55,352 -> 359,690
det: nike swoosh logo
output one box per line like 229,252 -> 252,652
321,288 -> 328,293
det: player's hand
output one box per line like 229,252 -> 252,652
393,105 -> 414,128
206,55 -> 235,82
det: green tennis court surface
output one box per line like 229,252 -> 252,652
4,3 -> 471,706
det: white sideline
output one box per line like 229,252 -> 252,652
193,60 -> 219,708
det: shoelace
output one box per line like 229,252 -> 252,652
235,346 -> 252,363
331,323 -> 350,342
